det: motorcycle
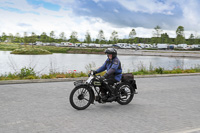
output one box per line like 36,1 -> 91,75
69,70 -> 137,110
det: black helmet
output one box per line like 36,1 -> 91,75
105,48 -> 117,58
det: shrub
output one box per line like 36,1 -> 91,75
65,73 -> 71,78
187,69 -> 195,73
56,74 -> 66,78
7,72 -> 18,79
163,70 -> 170,74
25,75 -> 38,79
41,74 -> 51,79
18,67 -> 36,79
71,72 -> 76,78
192,65 -> 200,72
155,67 -> 164,74
175,68 -> 182,73
171,70 -> 177,74
77,72 -> 88,77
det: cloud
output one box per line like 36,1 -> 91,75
0,0 -> 200,39
117,0 -> 175,15
0,6 -> 39,15
17,23 -> 32,27
114,9 -> 119,13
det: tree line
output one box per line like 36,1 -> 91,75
0,26 -> 200,45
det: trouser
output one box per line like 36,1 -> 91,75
100,76 -> 118,94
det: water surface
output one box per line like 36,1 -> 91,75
1,51 -> 200,75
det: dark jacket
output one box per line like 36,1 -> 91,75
96,57 -> 122,81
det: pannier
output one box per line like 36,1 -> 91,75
121,73 -> 137,89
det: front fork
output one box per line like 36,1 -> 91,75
87,86 -> 95,104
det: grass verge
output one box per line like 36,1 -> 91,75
1,66 -> 200,81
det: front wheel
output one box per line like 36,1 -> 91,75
69,85 -> 92,110
116,82 -> 134,105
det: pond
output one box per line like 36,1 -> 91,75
1,51 -> 200,75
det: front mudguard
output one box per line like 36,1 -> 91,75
75,84 -> 95,104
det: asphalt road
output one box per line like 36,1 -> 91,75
0,75 -> 200,133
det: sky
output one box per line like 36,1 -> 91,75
0,0 -> 200,41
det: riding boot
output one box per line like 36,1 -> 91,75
106,85 -> 116,102
99,87 -> 107,101
101,93 -> 107,101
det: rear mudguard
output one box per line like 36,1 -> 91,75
116,82 -> 136,95
125,79 -> 137,89
132,80 -> 137,89
75,84 -> 95,104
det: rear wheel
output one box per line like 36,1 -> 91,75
116,83 -> 134,105
69,86 -> 92,110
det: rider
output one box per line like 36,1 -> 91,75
94,48 -> 122,101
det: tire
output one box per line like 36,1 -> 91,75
69,85 -> 92,110
116,82 -> 134,105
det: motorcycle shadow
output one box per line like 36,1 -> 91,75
94,102 -> 136,110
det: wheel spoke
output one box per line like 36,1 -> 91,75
126,92 -> 131,95
83,98 -> 89,102
72,87 -> 90,108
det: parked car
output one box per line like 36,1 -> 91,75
157,44 -> 168,49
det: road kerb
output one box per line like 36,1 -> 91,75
1,73 -> 200,85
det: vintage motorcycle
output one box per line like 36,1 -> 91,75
69,70 -> 137,110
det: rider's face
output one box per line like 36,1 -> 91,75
108,54 -> 112,59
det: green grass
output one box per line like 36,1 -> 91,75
132,67 -> 200,75
11,48 -> 52,55
0,43 -> 105,54
0,43 -> 19,51
1,66 -> 200,81
36,46 -> 105,54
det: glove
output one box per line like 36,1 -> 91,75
103,73 -> 108,78
100,73 -> 108,81
88,70 -> 97,77
93,70 -> 97,75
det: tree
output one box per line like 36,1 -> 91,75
188,33 -> 195,45
49,31 -> 55,43
85,31 -> 92,44
129,28 -> 136,44
153,25 -> 162,37
23,32 -> 28,46
110,30 -> 118,44
97,30 -> 105,44
175,26 -> 185,44
7,33 -> 14,43
95,39 -> 99,44
160,33 -> 170,43
40,32 -> 48,42
1,32 -> 7,42
134,37 -> 139,43
30,32 -> 37,48
194,33 -> 200,44
59,32 -> 66,40
69,31 -> 78,43
14,33 -> 21,43
152,25 -> 162,44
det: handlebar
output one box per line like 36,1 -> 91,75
89,70 -> 104,80
89,70 -> 97,76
